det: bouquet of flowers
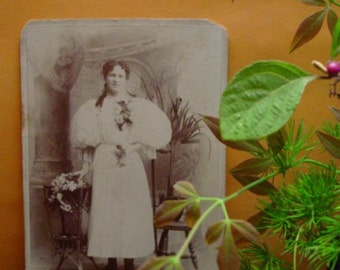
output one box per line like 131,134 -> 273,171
47,172 -> 87,212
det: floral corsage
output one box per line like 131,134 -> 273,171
115,100 -> 132,131
114,144 -> 127,167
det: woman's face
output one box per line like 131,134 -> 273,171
105,65 -> 127,95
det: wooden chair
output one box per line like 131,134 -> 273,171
151,156 -> 198,270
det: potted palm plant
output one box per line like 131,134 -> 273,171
166,97 -> 201,197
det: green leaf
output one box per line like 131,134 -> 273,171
202,115 -> 223,142
316,130 -> 340,159
225,140 -> 266,153
173,181 -> 199,198
185,201 -> 201,228
235,211 -> 267,244
217,229 -> 241,270
329,106 -> 340,121
139,257 -> 183,270
233,211 -> 267,244
231,219 -> 260,243
138,256 -> 174,270
205,220 -> 226,245
220,61 -> 315,141
327,9 -> 338,35
230,158 -> 273,175
231,173 -> 277,196
203,115 -> 266,153
299,0 -> 327,6
330,18 -> 340,59
267,127 -> 287,154
290,9 -> 327,53
224,140 -> 266,154
247,210 -> 265,228
154,199 -> 191,227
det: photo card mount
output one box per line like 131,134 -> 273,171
21,19 -> 228,270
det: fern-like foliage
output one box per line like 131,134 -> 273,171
259,166 -> 340,269
240,242 -> 292,270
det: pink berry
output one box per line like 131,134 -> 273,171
327,61 -> 340,77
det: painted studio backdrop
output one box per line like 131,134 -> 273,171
21,19 -> 227,270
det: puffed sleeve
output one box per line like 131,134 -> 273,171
130,98 -> 172,150
70,99 -> 101,149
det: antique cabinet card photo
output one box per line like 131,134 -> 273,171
21,19 -> 228,270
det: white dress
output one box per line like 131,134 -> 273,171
70,96 -> 172,258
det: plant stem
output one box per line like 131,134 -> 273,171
175,168 -> 305,262
330,0 -> 340,7
199,197 -> 226,202
303,158 -> 340,174
224,171 -> 280,202
175,199 -> 221,259
220,199 -> 229,219
293,227 -> 303,270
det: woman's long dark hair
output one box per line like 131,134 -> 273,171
95,60 -> 131,107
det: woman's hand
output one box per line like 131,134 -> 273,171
74,161 -> 90,180
125,142 -> 142,154
122,142 -> 143,155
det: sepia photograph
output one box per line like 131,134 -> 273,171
21,19 -> 228,270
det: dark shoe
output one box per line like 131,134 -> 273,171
103,258 -> 118,270
124,258 -> 134,270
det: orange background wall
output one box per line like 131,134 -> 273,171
1,0 -> 338,269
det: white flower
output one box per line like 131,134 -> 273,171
60,203 -> 72,212
51,185 -> 60,193
47,194 -> 55,202
115,114 -> 124,125
56,193 -> 63,201
57,175 -> 66,184
68,181 -> 77,191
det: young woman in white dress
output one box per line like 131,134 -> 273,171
71,60 -> 172,270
